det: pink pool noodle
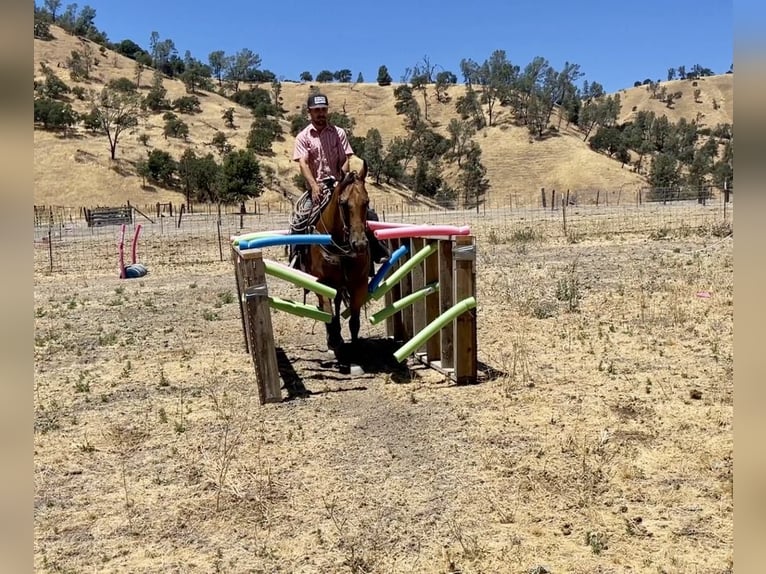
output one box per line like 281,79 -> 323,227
373,225 -> 472,240
366,220 -> 413,230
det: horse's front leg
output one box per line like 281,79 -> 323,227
323,292 -> 344,351
348,287 -> 368,344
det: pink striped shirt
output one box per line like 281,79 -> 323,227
292,123 -> 353,181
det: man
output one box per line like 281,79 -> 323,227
290,93 -> 389,268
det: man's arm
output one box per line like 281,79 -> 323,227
293,132 -> 322,201
336,128 -> 353,175
297,156 -> 322,202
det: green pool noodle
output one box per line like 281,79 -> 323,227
371,242 -> 437,301
268,296 -> 332,323
393,296 -> 477,362
263,260 -> 337,299
369,282 -> 439,325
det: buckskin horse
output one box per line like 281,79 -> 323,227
302,156 -> 372,351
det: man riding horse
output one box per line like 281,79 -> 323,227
289,93 -> 389,270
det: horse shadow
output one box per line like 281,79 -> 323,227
276,337 -> 413,400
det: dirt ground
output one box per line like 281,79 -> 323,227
34,218 -> 733,573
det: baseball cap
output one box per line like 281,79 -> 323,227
307,94 -> 329,109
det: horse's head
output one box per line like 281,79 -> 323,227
337,158 -> 370,253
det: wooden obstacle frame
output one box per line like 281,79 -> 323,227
381,234 -> 477,385
230,234 -> 477,405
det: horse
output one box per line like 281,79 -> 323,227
303,156 -> 371,351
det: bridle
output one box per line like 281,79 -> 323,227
317,171 -> 368,260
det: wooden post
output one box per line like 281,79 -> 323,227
231,246 -> 249,354
562,193 -> 567,236
47,227 -> 53,272
385,238 -> 406,341
438,238 -> 454,370
453,235 -> 477,384
596,190 -> 600,206
425,241 -> 440,363
551,189 -> 556,211
410,237 -> 426,352
234,247 -> 281,404
541,187 -> 546,209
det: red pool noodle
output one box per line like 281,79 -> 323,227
131,224 -> 142,264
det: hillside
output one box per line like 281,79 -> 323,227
34,25 -> 733,210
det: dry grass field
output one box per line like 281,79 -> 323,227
35,22 -> 734,574
34,206 -> 733,573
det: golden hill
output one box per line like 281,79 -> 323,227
34,25 -> 733,209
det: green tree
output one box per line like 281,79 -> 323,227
146,149 -> 176,186
377,65 -> 393,86
212,131 -> 233,155
91,87 -> 142,159
459,144 -> 490,211
44,0 -> 62,21
81,107 -> 101,133
247,117 -> 282,153
219,149 -> 264,204
479,50 -> 518,127
208,50 -> 229,86
34,6 -> 53,39
412,157 -> 443,197
711,140 -> 733,189
334,69 -> 352,82
33,97 -> 78,131
288,113 -> 310,137
36,63 -> 70,99
225,48 -> 262,92
381,137 -> 408,183
300,71 -> 313,82
363,128 -> 384,183
434,70 -> 457,103
667,67 -> 676,81
648,152 -> 681,192
394,84 -> 420,130
66,47 -> 93,80
222,107 -> 235,128
455,86 -> 485,129
410,73 -> 430,120
173,95 -> 202,114
446,118 -> 475,166
163,116 -> 189,140
107,77 -> 138,94
356,72 -> 364,83
316,70 -> 334,82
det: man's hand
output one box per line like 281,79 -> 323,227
310,182 -> 322,203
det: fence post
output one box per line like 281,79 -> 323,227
217,203 -> 224,261
551,189 -> 556,211
454,235 -> 477,384
47,227 -> 53,273
541,188 -> 546,209
438,238 -> 454,370
233,246 -> 281,404
425,242 -> 440,363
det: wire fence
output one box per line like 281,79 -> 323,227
34,193 -> 733,276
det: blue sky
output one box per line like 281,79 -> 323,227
43,0 -> 733,93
